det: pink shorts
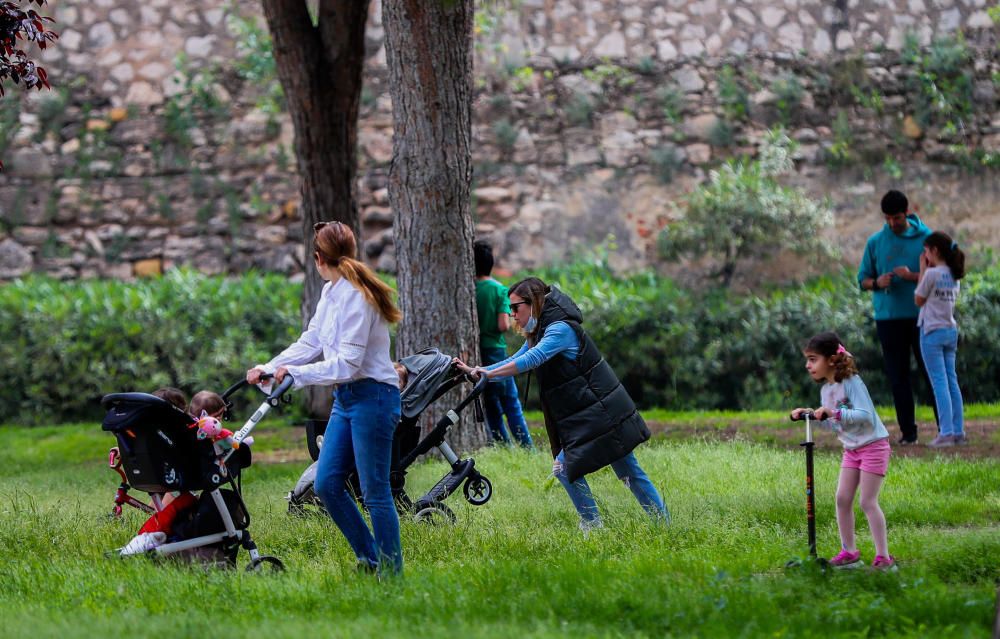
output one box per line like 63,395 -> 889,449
841,438 -> 891,476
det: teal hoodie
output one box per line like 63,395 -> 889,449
857,214 -> 932,320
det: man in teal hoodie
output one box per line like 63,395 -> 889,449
857,190 -> 935,444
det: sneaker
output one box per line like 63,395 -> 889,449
927,435 -> 955,448
579,518 -> 604,535
119,531 -> 166,556
897,436 -> 919,446
828,549 -> 863,569
953,434 -> 968,445
872,555 -> 897,571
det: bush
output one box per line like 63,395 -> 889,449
5,262 -> 1000,423
0,269 -> 301,424
657,129 -> 834,287
521,259 -> 1000,412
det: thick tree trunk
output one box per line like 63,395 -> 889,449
261,0 -> 367,418
383,0 -> 487,451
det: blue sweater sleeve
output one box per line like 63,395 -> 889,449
484,322 -> 579,377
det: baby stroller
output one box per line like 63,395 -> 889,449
101,375 -> 294,571
287,349 -> 494,524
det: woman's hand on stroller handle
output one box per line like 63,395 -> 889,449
451,358 -> 487,381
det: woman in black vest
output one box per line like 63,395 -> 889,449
455,277 -> 667,530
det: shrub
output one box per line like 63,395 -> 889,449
658,129 -> 834,286
519,257 -> 1000,412
0,270 -> 301,424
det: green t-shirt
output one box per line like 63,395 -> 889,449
475,278 -> 510,351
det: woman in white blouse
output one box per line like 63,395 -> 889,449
247,221 -> 404,575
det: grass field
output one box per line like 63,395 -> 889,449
0,414 -> 998,638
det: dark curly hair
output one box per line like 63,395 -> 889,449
803,331 -> 858,383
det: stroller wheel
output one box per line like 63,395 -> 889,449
413,502 -> 456,525
463,475 -> 493,506
247,555 -> 285,573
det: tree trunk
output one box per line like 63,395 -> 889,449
261,0 -> 368,418
383,0 -> 487,451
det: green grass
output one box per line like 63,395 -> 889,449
0,422 -> 997,638
523,402 -> 1000,430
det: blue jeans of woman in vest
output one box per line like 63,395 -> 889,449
553,449 -> 668,527
314,378 -> 402,575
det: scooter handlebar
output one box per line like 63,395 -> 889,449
790,411 -> 815,422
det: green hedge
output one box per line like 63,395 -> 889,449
2,262 -> 999,424
524,260 -> 1000,413
0,269 -> 300,424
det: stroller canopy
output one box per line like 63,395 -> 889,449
398,349 -> 455,419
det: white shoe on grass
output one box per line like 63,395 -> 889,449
120,531 -> 167,556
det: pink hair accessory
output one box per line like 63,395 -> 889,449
836,344 -> 852,358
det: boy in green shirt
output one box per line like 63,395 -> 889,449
474,241 -> 533,448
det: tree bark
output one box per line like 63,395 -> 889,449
383,0 -> 487,451
261,0 -> 368,418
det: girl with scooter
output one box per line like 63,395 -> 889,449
790,332 -> 895,570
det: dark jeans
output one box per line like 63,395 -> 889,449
314,378 -> 402,575
876,318 -> 938,440
480,346 -> 534,449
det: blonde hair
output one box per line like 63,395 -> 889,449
314,222 -> 402,324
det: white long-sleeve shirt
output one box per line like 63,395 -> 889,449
258,277 -> 398,389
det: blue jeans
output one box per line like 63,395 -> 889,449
919,327 -> 964,436
553,450 -> 668,524
314,378 -> 402,574
481,346 -> 533,449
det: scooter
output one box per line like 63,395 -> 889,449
786,411 -> 828,569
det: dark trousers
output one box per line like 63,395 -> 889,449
876,318 -> 938,440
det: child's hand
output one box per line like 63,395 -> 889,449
813,407 -> 834,421
790,408 -> 808,421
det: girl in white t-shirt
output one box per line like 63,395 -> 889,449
915,231 -> 967,447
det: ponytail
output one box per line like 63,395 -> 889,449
924,231 -> 966,280
337,257 -> 402,324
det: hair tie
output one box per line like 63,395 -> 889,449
950,241 -> 957,250
836,344 -> 853,358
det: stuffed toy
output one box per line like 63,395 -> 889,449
195,411 -> 239,452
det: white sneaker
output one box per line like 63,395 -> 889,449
120,531 -> 167,556
579,518 -> 604,535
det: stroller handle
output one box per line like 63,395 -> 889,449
222,373 -> 295,405
454,372 -> 489,411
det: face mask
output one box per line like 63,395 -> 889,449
524,316 -> 537,332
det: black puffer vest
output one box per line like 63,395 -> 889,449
534,287 -> 650,482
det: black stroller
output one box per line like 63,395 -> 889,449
101,375 -> 294,571
287,349 -> 494,523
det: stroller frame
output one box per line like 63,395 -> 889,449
101,375 -> 294,571
288,367 -> 492,523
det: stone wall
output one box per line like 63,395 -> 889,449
0,0 -> 998,283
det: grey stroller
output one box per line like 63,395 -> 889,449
287,349 -> 493,523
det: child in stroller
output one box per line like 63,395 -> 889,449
102,375 -> 294,571
288,349 -> 494,523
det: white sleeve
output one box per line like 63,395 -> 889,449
284,293 -> 373,388
260,298 -> 324,374
915,268 -> 938,299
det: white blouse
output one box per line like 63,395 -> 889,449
258,277 -> 398,389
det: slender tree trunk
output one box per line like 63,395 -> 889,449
261,0 -> 368,417
383,0 -> 487,451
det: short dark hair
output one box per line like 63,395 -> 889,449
881,190 -> 908,215
473,240 -> 494,277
